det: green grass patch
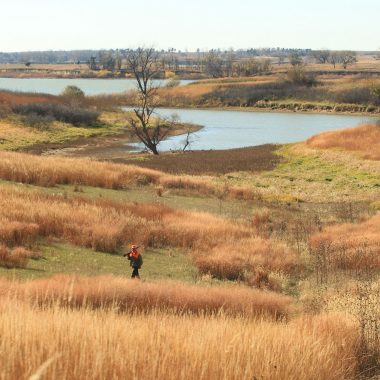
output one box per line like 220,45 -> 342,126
218,145 -> 380,203
0,112 -> 126,151
0,241 -> 197,282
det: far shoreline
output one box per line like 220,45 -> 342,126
150,105 -> 380,117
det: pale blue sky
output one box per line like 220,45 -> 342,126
1,0 -> 379,52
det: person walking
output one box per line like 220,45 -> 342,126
123,245 -> 143,279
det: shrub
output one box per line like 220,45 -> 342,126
165,78 -> 181,88
12,103 -> 99,126
332,87 -> 373,105
21,113 -> 55,130
60,85 -> 85,106
287,66 -> 316,86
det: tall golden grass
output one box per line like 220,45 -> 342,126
0,245 -> 31,268
1,275 -> 293,318
0,218 -> 39,247
0,151 -> 257,199
309,214 -> 380,270
0,301 -> 359,380
0,186 -> 255,253
306,124 -> 380,160
0,151 -> 160,189
193,237 -> 299,281
0,185 -> 301,277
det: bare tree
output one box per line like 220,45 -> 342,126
329,51 -> 339,68
339,51 -> 357,69
288,52 -> 302,66
312,50 -> 330,64
126,48 -> 171,155
329,51 -> 357,69
205,50 -> 224,78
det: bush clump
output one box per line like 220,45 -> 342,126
12,103 -> 99,126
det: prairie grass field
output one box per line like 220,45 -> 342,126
0,86 -> 379,378
0,300 -> 358,380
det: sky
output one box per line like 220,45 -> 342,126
1,0 -> 379,52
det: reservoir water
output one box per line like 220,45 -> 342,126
0,78 -> 193,96
126,108 -> 375,151
0,78 -> 374,151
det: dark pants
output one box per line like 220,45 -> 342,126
131,267 -> 140,278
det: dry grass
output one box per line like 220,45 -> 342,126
0,150 -> 259,200
0,275 -> 293,318
0,184 -> 301,278
0,150 -> 161,188
0,245 -> 32,268
306,124 -> 380,160
309,213 -> 380,270
0,186 -> 255,253
0,219 -> 39,247
193,237 -> 300,281
0,90 -> 58,106
0,300 -> 359,380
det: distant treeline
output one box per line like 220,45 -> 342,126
2,47 -> 372,65
1,48 -> 379,80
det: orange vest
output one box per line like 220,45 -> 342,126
130,250 -> 140,259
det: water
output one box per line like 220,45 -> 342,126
0,78 -> 193,96
126,108 -> 375,151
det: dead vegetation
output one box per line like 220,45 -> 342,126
0,150 -> 260,200
193,237 -> 300,282
0,186 -> 302,282
309,213 -> 380,271
1,275 -> 293,317
307,124 -> 380,160
118,144 -> 282,175
0,301 -> 359,380
0,245 -> 32,268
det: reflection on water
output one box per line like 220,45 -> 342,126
126,108 -> 373,152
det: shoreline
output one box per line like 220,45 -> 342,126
151,105 -> 380,117
24,122 -> 203,157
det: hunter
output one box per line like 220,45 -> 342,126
123,245 -> 143,279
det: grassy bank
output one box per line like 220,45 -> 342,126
147,74 -> 380,115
